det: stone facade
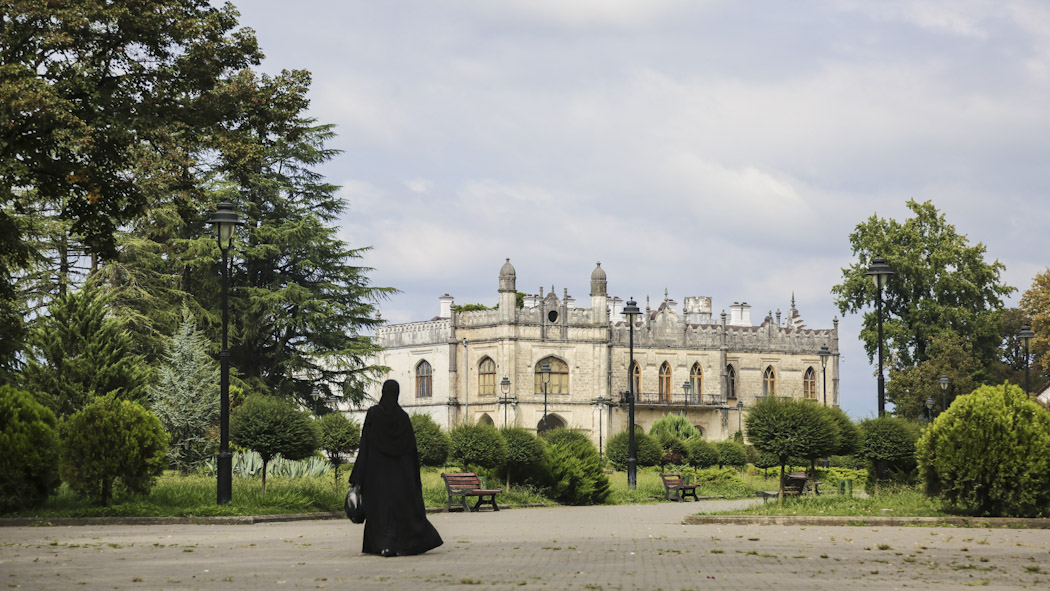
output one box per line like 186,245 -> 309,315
353,260 -> 840,447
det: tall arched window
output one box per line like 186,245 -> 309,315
658,362 -> 672,403
803,367 -> 817,400
416,360 -> 432,398
689,363 -> 703,403
631,361 -> 641,396
763,366 -> 777,397
726,365 -> 736,399
534,357 -> 569,395
479,357 -> 496,396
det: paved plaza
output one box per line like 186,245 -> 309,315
3,500 -> 1050,590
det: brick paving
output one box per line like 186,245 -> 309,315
3,500 -> 1050,590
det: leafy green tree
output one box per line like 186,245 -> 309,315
1020,269 -> 1050,392
715,440 -> 747,470
500,427 -> 547,487
823,406 -> 860,457
60,395 -> 168,506
411,413 -> 450,467
208,69 -> 394,405
150,309 -> 220,472
917,383 -> 1050,517
832,199 -> 1013,376
858,416 -> 921,487
541,427 -> 590,448
686,438 -> 718,469
545,436 -> 610,505
317,412 -> 360,493
745,397 -> 837,502
230,394 -> 320,496
449,422 -> 507,471
605,429 -> 661,471
886,333 -> 980,419
20,284 -> 149,416
0,385 -> 61,512
649,413 -> 700,440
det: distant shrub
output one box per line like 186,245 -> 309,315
686,438 -> 718,469
231,395 -> 320,496
0,386 -> 61,512
545,436 -> 610,505
649,414 -> 701,441
859,416 -> 920,487
449,422 -> 507,471
656,431 -> 688,467
917,383 -> 1050,517
318,412 -> 360,491
411,413 -> 450,467
60,396 -> 168,506
542,427 -> 590,448
715,440 -> 747,469
501,427 -> 547,486
605,429 -> 662,471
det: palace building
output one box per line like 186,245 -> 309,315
358,259 -> 840,445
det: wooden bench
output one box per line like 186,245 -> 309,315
441,472 -> 502,512
758,472 -> 821,502
660,472 -> 700,502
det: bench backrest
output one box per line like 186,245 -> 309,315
660,473 -> 685,487
442,472 -> 483,491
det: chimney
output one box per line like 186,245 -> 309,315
729,301 -> 752,326
439,294 -> 454,318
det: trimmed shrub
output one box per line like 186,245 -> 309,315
715,440 -> 747,469
917,383 -> 1050,517
411,413 -> 450,467
500,427 -> 547,486
656,431 -> 688,467
231,395 -> 320,496
449,422 -> 507,471
649,413 -> 700,441
823,406 -> 860,457
858,415 -> 920,486
0,385 -> 61,512
545,436 -> 610,505
318,412 -> 360,492
542,427 -> 590,448
686,438 -> 718,469
605,429 -> 662,471
60,395 -> 169,506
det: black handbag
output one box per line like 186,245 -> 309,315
344,484 -> 365,523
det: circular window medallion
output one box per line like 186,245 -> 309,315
547,310 -> 559,323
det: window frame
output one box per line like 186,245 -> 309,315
416,360 -> 433,398
534,357 -> 569,395
479,357 -> 496,396
762,366 -> 777,397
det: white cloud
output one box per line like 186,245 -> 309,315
404,179 -> 434,194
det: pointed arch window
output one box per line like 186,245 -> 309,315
479,357 -> 496,396
658,362 -> 672,403
416,360 -> 433,398
630,361 -> 641,397
534,357 -> 569,395
689,363 -> 703,403
726,365 -> 736,399
763,366 -> 777,397
803,367 -> 817,400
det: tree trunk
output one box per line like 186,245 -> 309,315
261,459 -> 268,497
778,463 -> 786,507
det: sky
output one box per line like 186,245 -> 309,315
230,0 -> 1050,419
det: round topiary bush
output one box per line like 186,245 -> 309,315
500,426 -> 546,486
0,385 -> 61,513
859,415 -> 920,486
318,412 -> 360,491
545,435 -> 609,505
542,427 -> 590,448
605,429 -> 662,471
715,440 -> 747,469
649,413 -> 700,440
60,395 -> 169,506
231,394 -> 320,496
449,422 -> 507,471
686,438 -> 718,469
917,383 -> 1050,517
656,431 -> 689,467
411,413 -> 450,467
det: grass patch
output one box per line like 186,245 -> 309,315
699,485 -> 949,517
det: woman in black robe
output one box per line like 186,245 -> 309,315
349,380 -> 443,556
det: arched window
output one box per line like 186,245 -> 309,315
478,413 -> 494,426
479,357 -> 496,396
803,367 -> 817,400
726,365 -> 736,399
763,366 -> 777,397
689,363 -> 703,403
534,357 -> 569,395
416,360 -> 432,398
658,362 -> 672,403
631,361 -> 641,396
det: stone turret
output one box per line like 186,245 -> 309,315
590,262 -> 608,324
499,258 -> 517,322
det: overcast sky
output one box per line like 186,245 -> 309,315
232,0 -> 1050,419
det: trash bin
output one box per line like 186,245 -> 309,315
838,478 -> 853,496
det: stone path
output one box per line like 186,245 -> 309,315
3,500 -> 1050,590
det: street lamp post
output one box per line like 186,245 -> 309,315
938,375 -> 951,416
594,396 -> 606,463
925,397 -> 935,423
623,298 -> 640,490
207,202 -> 243,506
540,362 -> 551,432
818,344 -> 831,407
1020,324 -> 1035,398
681,380 -> 691,416
736,399 -> 744,435
499,376 -> 513,427
865,257 -> 894,417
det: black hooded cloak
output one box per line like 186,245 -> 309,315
349,380 -> 442,556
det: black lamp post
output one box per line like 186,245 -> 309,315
681,380 -> 691,415
207,202 -> 243,506
498,376 -> 513,427
938,375 -> 951,415
594,396 -> 606,463
622,298 -> 640,490
540,362 -> 551,432
925,397 -> 935,423
818,344 -> 831,407
865,257 -> 894,417
736,399 -> 744,435
1020,323 -> 1035,398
